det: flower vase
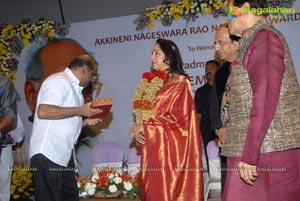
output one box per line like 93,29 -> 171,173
105,190 -> 122,198
94,191 -> 106,199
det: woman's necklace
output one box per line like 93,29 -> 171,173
132,70 -> 168,123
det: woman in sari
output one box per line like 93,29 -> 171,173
129,38 -> 204,201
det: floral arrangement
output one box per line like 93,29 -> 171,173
132,70 -> 168,123
266,0 -> 296,7
134,0 -> 297,31
134,0 -> 228,31
0,18 -> 69,80
10,165 -> 35,201
77,168 -> 139,199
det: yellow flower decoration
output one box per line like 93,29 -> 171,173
148,22 -> 155,29
156,8 -> 162,15
174,14 -> 181,20
213,2 -> 219,8
207,7 -> 213,14
134,0 -> 295,31
149,14 -> 156,21
182,0 -> 191,10
170,3 -> 177,8
10,165 -> 35,200
23,38 -> 29,45
201,9 -> 207,15
48,30 -> 55,38
134,0 -> 229,31
0,18 -> 69,81
177,6 -> 184,14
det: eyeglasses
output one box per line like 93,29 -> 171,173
214,40 -> 229,47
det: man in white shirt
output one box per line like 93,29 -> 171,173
29,54 -> 102,201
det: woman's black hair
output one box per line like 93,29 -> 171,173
155,38 -> 187,76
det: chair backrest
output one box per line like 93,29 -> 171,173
206,139 -> 221,179
201,141 -> 208,172
92,141 -> 125,163
127,146 -> 141,164
206,139 -> 220,159
126,146 -> 141,176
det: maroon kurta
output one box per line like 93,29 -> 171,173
223,28 -> 300,201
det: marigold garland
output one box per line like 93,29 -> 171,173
132,70 -> 168,123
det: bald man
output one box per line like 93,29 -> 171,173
24,38 -> 88,121
209,24 -> 240,193
29,54 -> 102,201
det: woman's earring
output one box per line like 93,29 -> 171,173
164,59 -> 170,65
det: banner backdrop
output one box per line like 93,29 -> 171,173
14,2 -> 300,175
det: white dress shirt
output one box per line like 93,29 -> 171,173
29,68 -> 84,167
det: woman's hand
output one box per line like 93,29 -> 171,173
129,123 -> 145,144
135,131 -> 145,144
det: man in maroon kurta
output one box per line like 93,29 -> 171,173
222,0 -> 300,200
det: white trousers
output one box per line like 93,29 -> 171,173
0,147 -> 13,201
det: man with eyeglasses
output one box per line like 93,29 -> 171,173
222,0 -> 300,200
209,23 -> 240,194
29,54 -> 102,201
24,38 -> 89,122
